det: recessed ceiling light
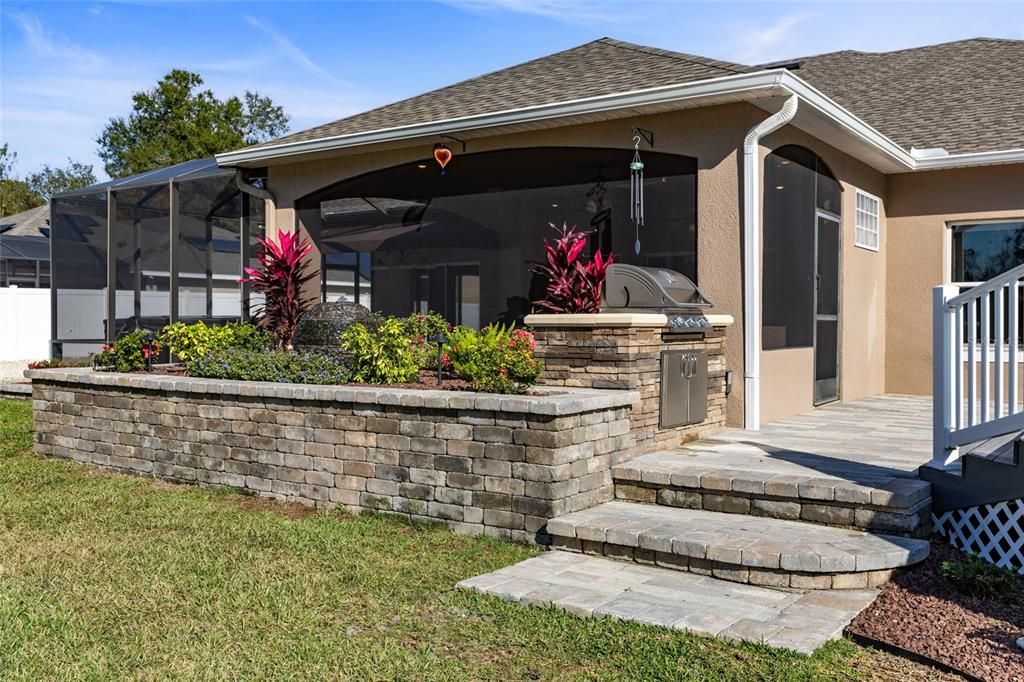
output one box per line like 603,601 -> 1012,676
775,185 -> 785,190
551,203 -> 559,208
417,164 -> 427,169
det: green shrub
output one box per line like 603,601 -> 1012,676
92,330 -> 161,373
941,553 -> 1018,599
158,321 -> 270,362
186,348 -> 349,384
341,319 -> 420,384
447,324 -> 542,394
401,312 -> 452,369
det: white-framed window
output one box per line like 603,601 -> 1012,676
950,219 -> 1024,288
854,190 -> 880,251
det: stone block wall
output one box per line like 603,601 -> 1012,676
528,314 -> 729,452
28,369 -> 638,544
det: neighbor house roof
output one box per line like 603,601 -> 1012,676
0,204 -> 49,238
243,38 -> 750,151
784,38 -> 1024,155
222,36 -> 1024,167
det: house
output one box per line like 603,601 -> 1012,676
51,37 -> 1024,431
0,204 -> 50,288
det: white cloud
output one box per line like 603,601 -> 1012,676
439,0 -> 642,26
243,15 -> 351,86
9,12 -> 106,69
731,12 -> 814,64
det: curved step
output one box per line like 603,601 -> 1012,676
546,501 -> 930,590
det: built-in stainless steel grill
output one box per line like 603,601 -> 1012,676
603,264 -> 713,329
603,264 -> 715,428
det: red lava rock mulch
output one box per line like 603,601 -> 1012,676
847,536 -> 1024,682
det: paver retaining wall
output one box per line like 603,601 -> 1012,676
27,369 -> 639,543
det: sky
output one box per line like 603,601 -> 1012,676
1,0 -> 1022,180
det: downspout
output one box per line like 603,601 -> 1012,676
234,169 -> 278,235
234,169 -> 276,205
742,94 -> 798,430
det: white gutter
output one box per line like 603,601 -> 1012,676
217,66 -> 1022,175
217,70 -> 791,166
742,94 -> 799,431
912,147 -> 1024,170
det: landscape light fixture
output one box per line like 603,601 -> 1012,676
430,331 -> 449,385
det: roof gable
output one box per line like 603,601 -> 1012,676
0,204 -> 49,238
246,38 -> 749,151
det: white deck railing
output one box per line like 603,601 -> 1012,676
933,264 -> 1024,467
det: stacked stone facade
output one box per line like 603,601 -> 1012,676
28,370 -> 637,544
529,316 -> 729,452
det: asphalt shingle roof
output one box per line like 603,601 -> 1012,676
247,38 -> 750,150
0,204 -> 49,238
788,38 -> 1024,154
244,36 -> 1023,157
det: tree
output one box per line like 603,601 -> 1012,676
0,144 -> 44,217
27,159 -> 97,202
97,70 -> 290,179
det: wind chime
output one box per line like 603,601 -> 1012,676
629,127 -> 654,255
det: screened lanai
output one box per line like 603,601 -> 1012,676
49,159 -> 266,357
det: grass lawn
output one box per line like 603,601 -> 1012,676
0,398 -> 931,680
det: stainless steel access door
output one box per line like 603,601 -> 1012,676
660,350 -> 708,428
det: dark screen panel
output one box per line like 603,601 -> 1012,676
762,145 -> 841,350
297,147 -> 697,327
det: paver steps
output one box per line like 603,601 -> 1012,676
458,552 -> 878,654
614,450 -> 932,537
546,500 -> 930,590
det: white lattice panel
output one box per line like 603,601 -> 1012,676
934,498 -> 1024,574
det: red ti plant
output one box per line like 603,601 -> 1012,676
239,231 -> 319,350
531,222 -> 613,314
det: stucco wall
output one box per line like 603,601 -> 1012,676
757,127 -> 889,423
266,103 -> 753,426
260,102 -> 939,427
886,164 -> 1024,395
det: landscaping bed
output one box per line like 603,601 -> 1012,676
0,398 -> 968,679
847,535 -> 1024,681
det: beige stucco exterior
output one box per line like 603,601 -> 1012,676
266,102 -> 756,425
756,126 -> 890,423
256,98 -> 1024,429
886,164 -> 1024,395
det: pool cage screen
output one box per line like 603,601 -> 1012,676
49,159 -> 265,358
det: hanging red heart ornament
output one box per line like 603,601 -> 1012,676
433,144 -> 453,174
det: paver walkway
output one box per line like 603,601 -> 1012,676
459,552 -> 877,654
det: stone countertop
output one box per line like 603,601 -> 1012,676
25,367 -> 640,416
525,312 -> 734,328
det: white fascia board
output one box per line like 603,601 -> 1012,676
774,72 -> 916,170
215,70 -> 790,166
911,148 -> 1024,170
216,66 -> 1023,173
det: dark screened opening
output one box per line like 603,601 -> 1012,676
297,147 -> 698,326
49,158 -> 266,355
762,145 -> 841,350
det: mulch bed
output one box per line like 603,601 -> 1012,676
847,536 -> 1024,682
118,367 -> 535,393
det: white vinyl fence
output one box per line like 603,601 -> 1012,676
0,287 -> 50,364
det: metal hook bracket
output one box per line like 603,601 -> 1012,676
439,134 -> 467,153
631,127 -> 654,150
